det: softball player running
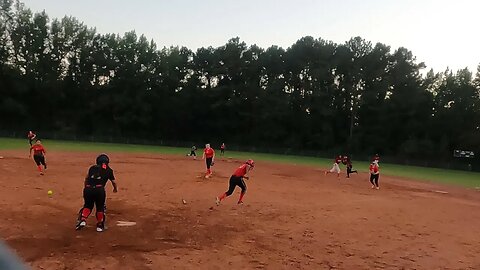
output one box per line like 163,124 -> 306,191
76,154 -> 118,232
216,159 -> 254,205
29,140 -> 47,175
342,155 -> 358,178
369,160 -> 380,189
27,131 -> 37,146
325,155 -> 342,179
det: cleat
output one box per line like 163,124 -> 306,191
376,187 -> 380,190
215,197 -> 220,206
96,222 -> 104,232
371,185 -> 375,189
76,220 -> 86,230
237,201 -> 244,205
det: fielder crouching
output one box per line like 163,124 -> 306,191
76,154 -> 118,232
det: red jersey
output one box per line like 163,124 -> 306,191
335,156 -> 342,164
31,144 -> 46,156
28,132 -> 36,139
233,164 -> 248,177
204,148 -> 215,158
220,144 -> 225,150
369,163 -> 379,174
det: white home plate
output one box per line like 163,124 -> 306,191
116,221 -> 137,227
433,190 -> 449,194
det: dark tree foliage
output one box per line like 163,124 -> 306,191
1,1 -> 479,164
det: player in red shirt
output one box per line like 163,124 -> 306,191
325,155 -> 342,179
369,160 -> 380,189
216,159 -> 254,205
27,131 -> 36,146
220,143 -> 226,156
202,144 -> 215,178
29,140 -> 47,175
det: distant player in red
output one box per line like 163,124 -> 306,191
220,143 -> 226,156
27,131 -> 36,146
29,140 -> 47,175
216,159 -> 254,205
342,155 -> 358,178
369,160 -> 380,189
202,144 -> 215,177
325,155 -> 342,179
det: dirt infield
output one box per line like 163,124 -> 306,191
0,150 -> 479,270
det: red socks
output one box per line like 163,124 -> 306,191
37,166 -> 42,172
81,208 -> 92,221
96,212 -> 104,223
238,192 -> 245,202
219,193 -> 227,201
80,209 -> 104,223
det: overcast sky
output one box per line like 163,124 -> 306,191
21,0 -> 480,73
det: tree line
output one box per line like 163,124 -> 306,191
1,0 -> 479,165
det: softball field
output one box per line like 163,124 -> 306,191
0,148 -> 479,269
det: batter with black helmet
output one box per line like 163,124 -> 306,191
215,159 -> 254,205
76,154 -> 118,232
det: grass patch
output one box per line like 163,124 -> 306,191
1,137 -> 479,188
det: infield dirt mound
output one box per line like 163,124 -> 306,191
0,150 -> 479,269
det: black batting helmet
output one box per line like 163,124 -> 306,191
96,153 -> 110,166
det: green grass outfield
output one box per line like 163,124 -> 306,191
1,137 -> 479,188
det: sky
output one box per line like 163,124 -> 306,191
21,0 -> 480,73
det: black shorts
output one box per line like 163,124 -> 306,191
190,151 -> 196,156
370,174 -> 379,181
206,157 -> 213,169
347,164 -> 352,172
226,175 -> 246,195
33,155 -> 45,166
83,187 -> 106,211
